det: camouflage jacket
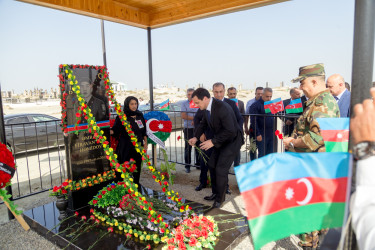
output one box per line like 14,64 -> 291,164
291,90 -> 340,152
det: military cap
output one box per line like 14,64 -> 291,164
291,63 -> 325,83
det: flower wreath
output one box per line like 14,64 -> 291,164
55,65 -> 219,247
0,142 -> 22,215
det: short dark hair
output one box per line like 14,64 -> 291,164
290,87 -> 298,95
187,88 -> 195,93
227,87 -> 236,92
255,87 -> 264,92
192,88 -> 210,100
212,82 -> 225,90
345,82 -> 350,91
264,87 -> 273,93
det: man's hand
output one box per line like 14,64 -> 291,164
200,139 -> 214,150
286,120 -> 293,126
256,135 -> 262,142
283,137 -> 294,150
351,87 -> 375,144
188,137 -> 198,146
200,133 -> 206,142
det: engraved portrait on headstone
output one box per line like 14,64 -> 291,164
63,66 -> 110,181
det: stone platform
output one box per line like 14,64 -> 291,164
23,186 -> 249,250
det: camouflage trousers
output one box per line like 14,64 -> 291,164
299,229 -> 328,248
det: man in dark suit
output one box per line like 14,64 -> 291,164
327,74 -> 351,117
212,82 -> 243,195
282,87 -> 302,137
189,88 -> 243,208
250,87 -> 275,158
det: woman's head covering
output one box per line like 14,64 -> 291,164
123,96 -> 142,116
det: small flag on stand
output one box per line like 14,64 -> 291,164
230,98 -> 239,107
189,100 -> 199,108
234,152 -> 350,250
317,118 -> 349,152
160,99 -> 170,110
285,98 -> 303,113
264,98 -> 284,114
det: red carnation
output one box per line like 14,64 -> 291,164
93,200 -> 98,204
275,130 -> 280,136
189,237 -> 198,246
102,191 -> 106,195
61,189 -> 67,194
278,134 -> 283,139
62,182 -> 68,187
175,232 -> 184,242
184,229 -> 192,238
178,241 -> 187,250
201,230 -> 208,238
98,195 -> 102,199
194,228 -> 201,237
53,186 -> 60,192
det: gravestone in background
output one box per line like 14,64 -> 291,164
62,66 -> 112,209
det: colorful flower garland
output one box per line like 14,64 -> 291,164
56,64 -> 192,243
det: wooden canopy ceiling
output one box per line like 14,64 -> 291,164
19,0 -> 288,29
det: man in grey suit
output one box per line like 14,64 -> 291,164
327,74 -> 351,117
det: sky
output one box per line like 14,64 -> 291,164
0,0 -> 366,93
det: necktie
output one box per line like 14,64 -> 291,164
334,96 -> 339,102
206,110 -> 211,120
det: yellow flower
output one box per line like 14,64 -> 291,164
129,178 -> 133,182
93,126 -> 97,130
78,97 -> 82,102
146,235 -> 151,240
153,234 -> 158,240
135,192 -> 139,196
76,85 -> 80,89
65,70 -> 68,74
70,81 -> 74,85
129,229 -> 133,234
140,235 -> 144,241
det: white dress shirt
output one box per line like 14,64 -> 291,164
351,156 -> 375,250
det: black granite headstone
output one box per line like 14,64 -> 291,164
61,66 -> 112,210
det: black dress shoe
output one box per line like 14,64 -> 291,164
226,188 -> 232,195
212,201 -> 222,209
195,184 -> 206,191
185,167 -> 190,173
204,193 -> 216,201
195,166 -> 201,170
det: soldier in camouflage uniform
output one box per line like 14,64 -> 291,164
283,63 -> 340,248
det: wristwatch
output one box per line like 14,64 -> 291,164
353,141 -> 375,160
289,141 -> 295,149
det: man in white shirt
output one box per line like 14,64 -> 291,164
350,87 -> 375,250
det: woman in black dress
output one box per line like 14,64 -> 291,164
111,96 -> 147,186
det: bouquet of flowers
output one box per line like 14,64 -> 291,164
0,142 -> 22,215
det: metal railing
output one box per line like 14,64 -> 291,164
4,120 -> 66,200
3,111 -> 299,200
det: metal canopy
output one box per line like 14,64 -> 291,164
18,0 -> 288,29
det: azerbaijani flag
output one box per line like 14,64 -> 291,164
317,118 -> 349,152
230,98 -> 239,107
234,152 -> 350,249
189,100 -> 199,108
285,98 -> 303,114
264,98 -> 284,114
160,99 -> 170,110
66,120 -> 110,133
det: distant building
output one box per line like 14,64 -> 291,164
111,81 -> 127,91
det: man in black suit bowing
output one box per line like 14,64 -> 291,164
189,88 -> 243,208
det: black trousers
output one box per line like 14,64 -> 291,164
183,128 -> 199,166
209,132 -> 243,203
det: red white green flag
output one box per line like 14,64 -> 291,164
234,152 -> 350,249
264,98 -> 284,114
317,118 -> 349,152
285,98 -> 303,113
159,99 -> 170,110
